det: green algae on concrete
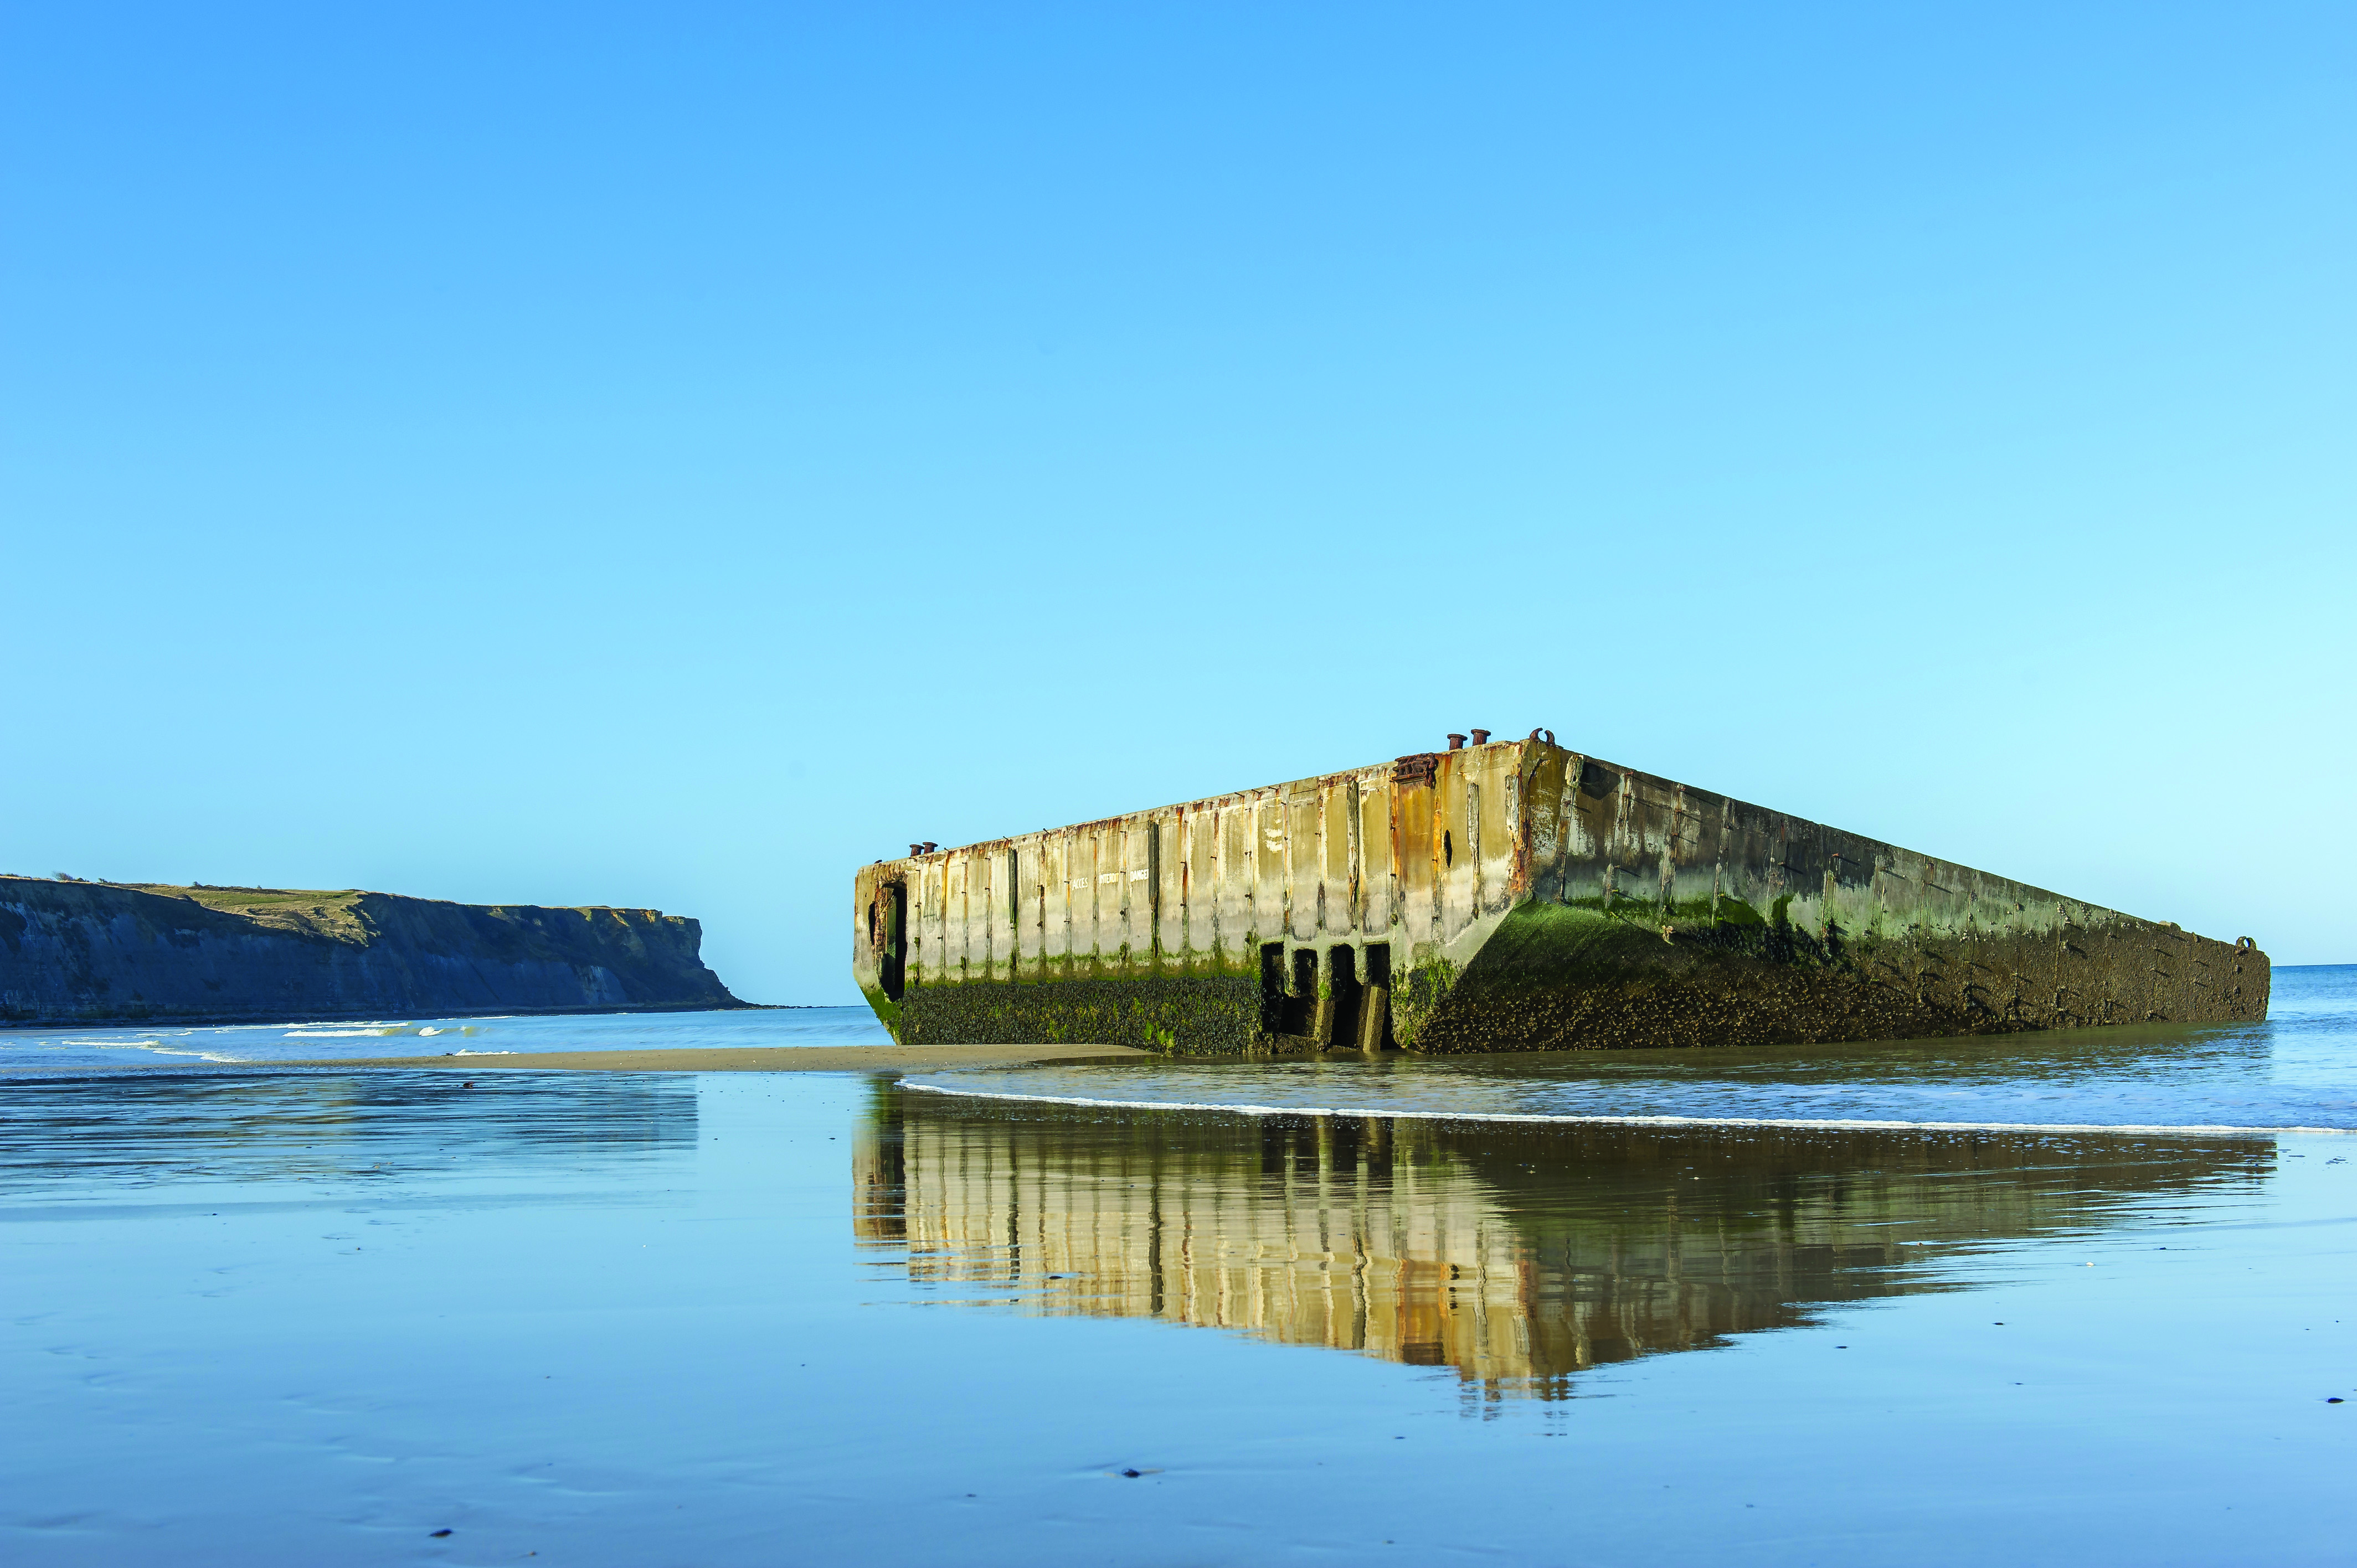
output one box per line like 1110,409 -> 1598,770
851,737 -> 2269,1055
898,972 -> 1260,1054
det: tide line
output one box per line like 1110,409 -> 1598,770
893,1080 -> 2355,1137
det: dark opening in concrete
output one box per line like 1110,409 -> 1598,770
877,882 -> 908,1002
1362,942 -> 1394,1052
1329,945 -> 1362,1054
1259,943 -> 1287,1035
1288,949 -> 1319,1037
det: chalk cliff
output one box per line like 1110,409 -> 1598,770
0,876 -> 743,1024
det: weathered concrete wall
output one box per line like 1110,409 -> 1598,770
0,877 -> 742,1024
852,737 -> 2269,1053
1429,742 -> 2271,1050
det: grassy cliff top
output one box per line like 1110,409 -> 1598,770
6,878 -> 658,946
120,884 -> 375,942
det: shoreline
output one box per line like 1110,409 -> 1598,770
0,1000 -> 780,1033
275,1043 -> 1155,1072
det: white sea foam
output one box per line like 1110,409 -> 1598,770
894,1079 -> 2357,1138
119,1044 -> 246,1064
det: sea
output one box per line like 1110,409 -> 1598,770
0,1004 -> 893,1071
3,967 -> 2352,1564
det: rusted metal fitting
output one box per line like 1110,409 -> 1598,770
1527,727 -> 1555,744
909,844 -> 925,857
1446,734 -> 1466,750
922,842 -> 939,854
1469,729 -> 1491,745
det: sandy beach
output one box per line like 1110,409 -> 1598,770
283,1042 -> 1154,1072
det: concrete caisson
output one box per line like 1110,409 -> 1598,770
851,736 -> 2269,1053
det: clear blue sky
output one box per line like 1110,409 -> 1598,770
6,3 -> 2351,1000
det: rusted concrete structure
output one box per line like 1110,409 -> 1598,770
852,735 -> 2269,1053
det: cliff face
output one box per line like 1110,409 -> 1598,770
0,878 -> 743,1024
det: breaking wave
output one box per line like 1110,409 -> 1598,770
896,1078 -> 2356,1138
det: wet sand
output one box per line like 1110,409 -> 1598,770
283,1042 -> 1153,1072
12,981 -> 2357,1565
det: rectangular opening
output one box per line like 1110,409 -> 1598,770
1327,945 -> 1361,1054
1360,942 -> 1394,1051
1259,943 -> 1288,1035
1288,948 -> 1319,1037
875,881 -> 908,1002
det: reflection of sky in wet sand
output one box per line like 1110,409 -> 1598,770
0,1071 -> 696,1202
858,1087 -> 2273,1397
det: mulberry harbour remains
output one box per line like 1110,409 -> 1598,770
852,733 -> 2268,1054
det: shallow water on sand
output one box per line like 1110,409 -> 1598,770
5,971 -> 2355,1564
0,1005 -> 889,1072
914,965 -> 2357,1133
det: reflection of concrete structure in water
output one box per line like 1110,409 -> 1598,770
856,1087 -> 2266,1398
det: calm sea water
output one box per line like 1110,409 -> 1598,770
0,1005 -> 889,1071
4,968 -> 2353,1564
